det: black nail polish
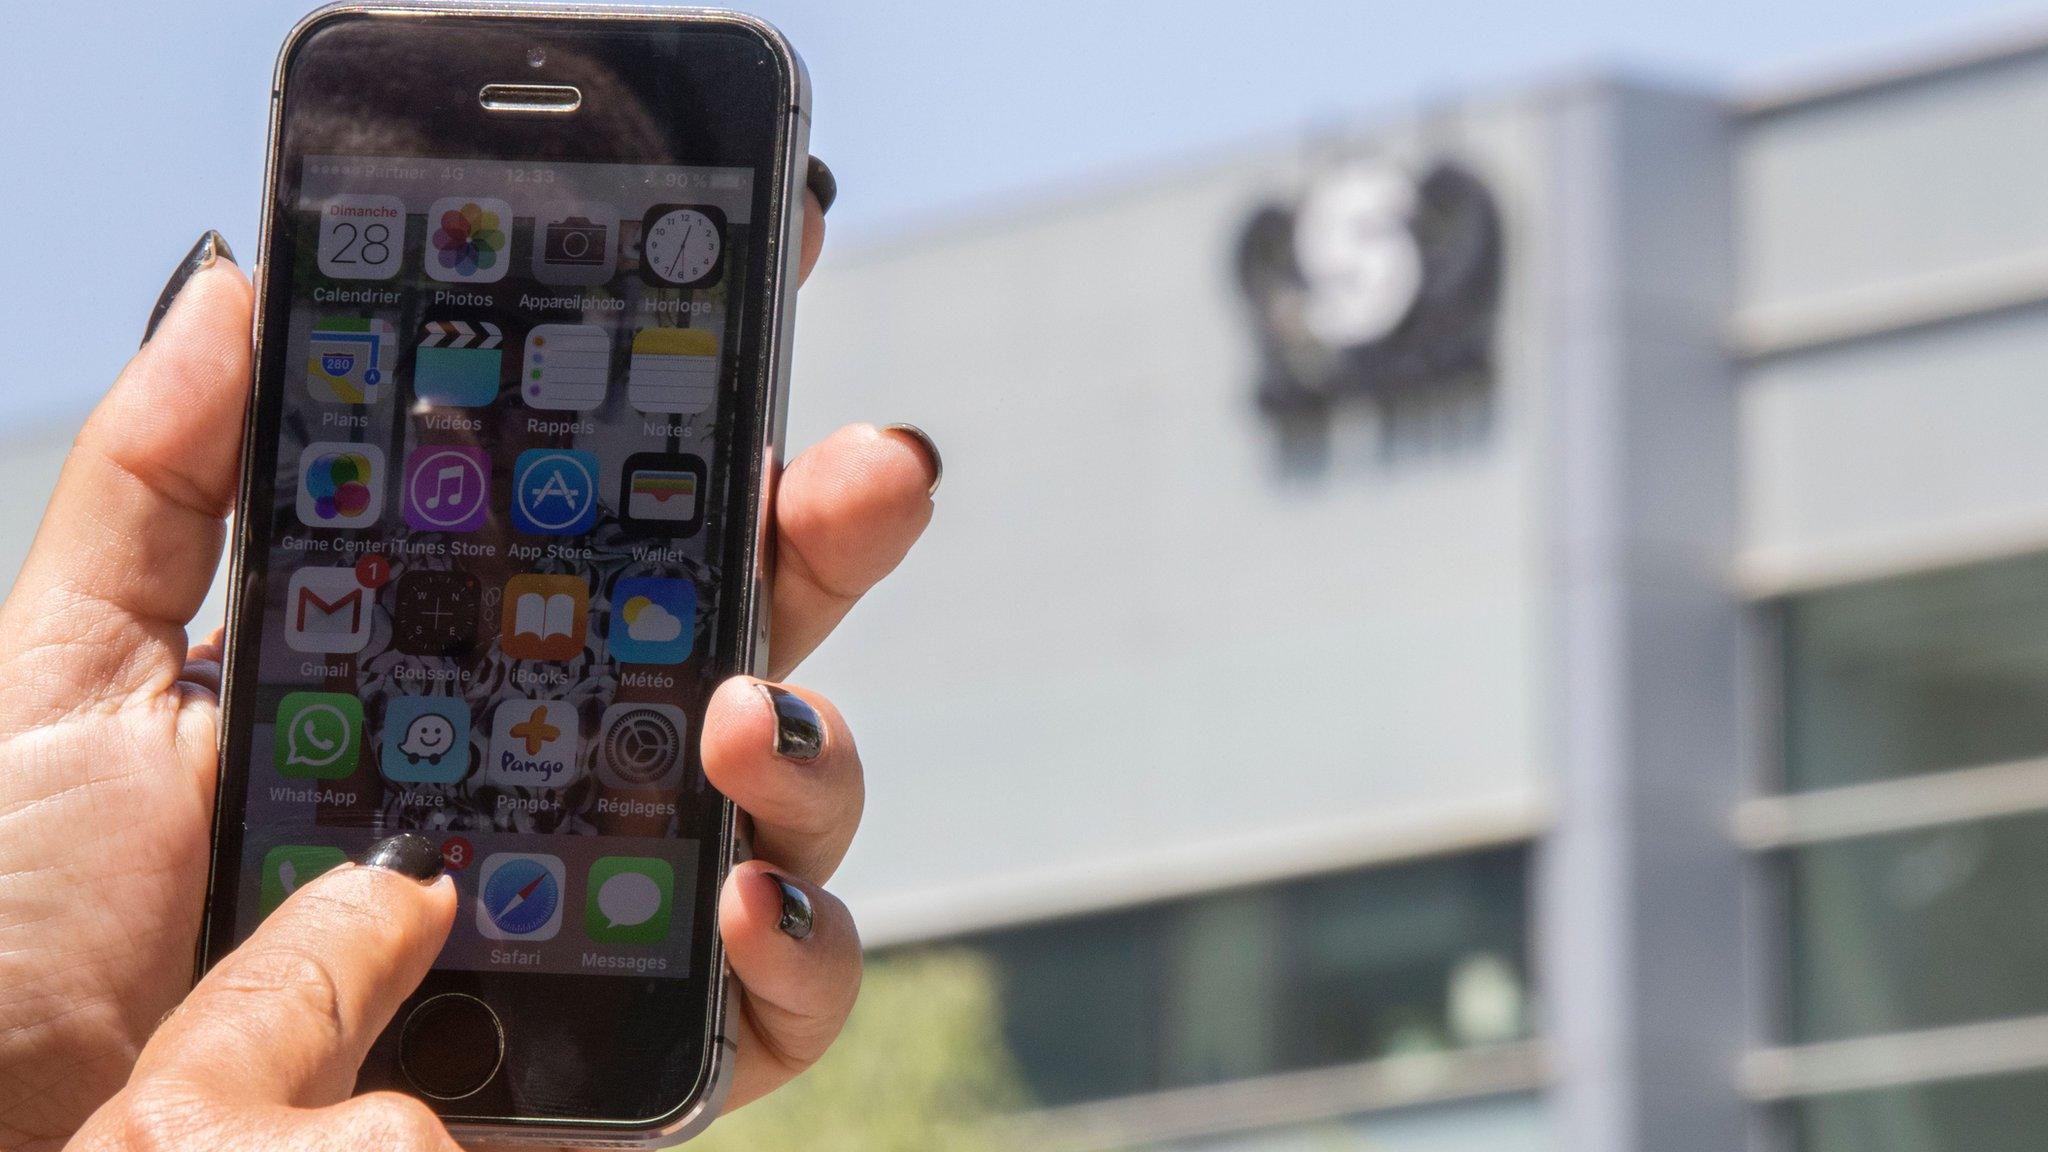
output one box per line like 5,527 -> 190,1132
142,231 -> 234,347
770,874 -> 814,941
805,155 -> 837,216
360,832 -> 445,883
882,423 -> 943,498
761,685 -> 824,762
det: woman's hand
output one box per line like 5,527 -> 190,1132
0,186 -> 938,1149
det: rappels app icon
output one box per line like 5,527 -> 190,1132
283,567 -> 375,654
475,852 -> 566,941
274,692 -> 363,779
306,317 -> 395,404
502,574 -> 588,661
522,324 -> 611,410
620,452 -> 707,537
585,856 -> 674,945
485,699 -> 582,789
414,320 -> 503,406
380,695 -> 470,784
596,702 -> 689,790
260,845 -> 349,917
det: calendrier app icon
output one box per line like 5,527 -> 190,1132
392,570 -> 480,656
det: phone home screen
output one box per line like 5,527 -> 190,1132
231,155 -> 755,981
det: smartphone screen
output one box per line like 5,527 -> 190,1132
202,12 -> 805,1130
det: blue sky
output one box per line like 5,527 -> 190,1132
4,0 -> 2045,422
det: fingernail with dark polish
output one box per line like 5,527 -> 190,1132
805,156 -> 838,216
761,685 -> 825,762
360,832 -> 445,883
769,873 -> 814,941
883,423 -> 943,498
142,230 -> 235,346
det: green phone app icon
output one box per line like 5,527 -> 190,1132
275,691 -> 363,779
259,844 -> 348,916
585,856 -> 674,945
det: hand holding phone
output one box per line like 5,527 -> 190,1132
0,9 -> 938,1145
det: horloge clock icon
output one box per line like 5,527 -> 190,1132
640,204 -> 726,288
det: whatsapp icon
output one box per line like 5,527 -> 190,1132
274,691 -> 363,779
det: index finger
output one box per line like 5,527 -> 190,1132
136,836 -> 455,1109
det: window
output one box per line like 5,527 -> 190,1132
1783,551 -> 2048,792
1793,1070 -> 2048,1152
921,846 -> 1534,1109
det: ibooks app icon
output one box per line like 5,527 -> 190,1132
502,574 -> 589,661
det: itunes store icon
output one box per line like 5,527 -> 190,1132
402,445 -> 490,533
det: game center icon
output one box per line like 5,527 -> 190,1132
295,442 -> 384,529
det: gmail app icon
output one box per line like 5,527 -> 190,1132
284,567 -> 376,654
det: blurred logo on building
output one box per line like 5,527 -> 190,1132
1236,159 -> 1502,416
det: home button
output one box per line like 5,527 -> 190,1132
399,993 -> 504,1100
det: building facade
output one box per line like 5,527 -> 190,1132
7,27 -> 2048,1152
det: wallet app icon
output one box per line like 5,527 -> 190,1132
620,452 -> 707,537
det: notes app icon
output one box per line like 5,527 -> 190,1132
628,326 -> 720,414
502,574 -> 589,661
523,324 -> 611,410
401,445 -> 490,533
306,317 -> 395,404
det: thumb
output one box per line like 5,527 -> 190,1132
135,834 -> 455,1108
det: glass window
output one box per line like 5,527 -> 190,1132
1784,551 -> 2048,792
930,846 -> 1533,1108
1794,1071 -> 2048,1152
1787,811 -> 2048,1043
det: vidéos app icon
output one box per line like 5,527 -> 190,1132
627,327 -> 720,414
315,195 -> 404,280
532,204 -> 618,286
401,445 -> 490,533
585,856 -> 674,945
501,574 -> 588,661
511,449 -> 600,536
295,442 -> 385,529
485,699 -> 582,789
380,695 -> 471,784
283,566 -> 374,654
414,320 -> 504,406
606,577 -> 696,665
620,452 -> 707,537
521,324 -> 610,410
596,702 -> 689,790
392,569 -> 479,656
260,844 -> 349,916
306,317 -> 395,404
274,692 -> 363,779
425,197 -> 511,283
475,852 -> 566,941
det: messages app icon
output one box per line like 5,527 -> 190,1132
585,856 -> 673,945
274,692 -> 363,779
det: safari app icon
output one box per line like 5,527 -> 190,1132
379,695 -> 471,784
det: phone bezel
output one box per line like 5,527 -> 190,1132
198,4 -> 810,1143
